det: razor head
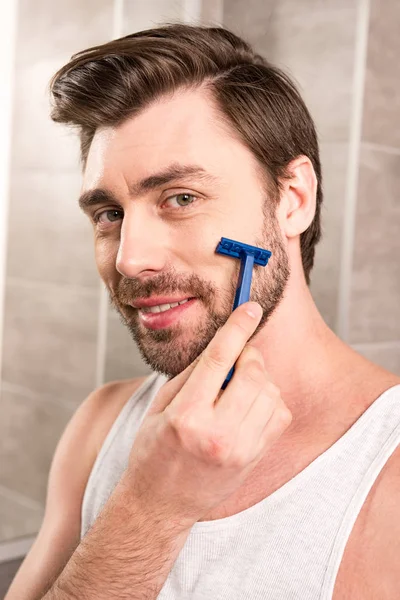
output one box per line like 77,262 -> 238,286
216,237 -> 271,266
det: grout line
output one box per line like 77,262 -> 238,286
0,0 -> 19,418
351,340 -> 400,351
10,166 -> 82,173
95,283 -> 109,388
215,0 -> 224,25
0,380 -> 78,411
362,141 -> 400,156
0,484 -> 44,512
0,536 -> 36,563
0,380 -> 43,398
6,276 -> 99,296
201,0 -> 224,24
113,0 -> 124,39
336,0 -> 371,342
182,0 -> 202,23
93,0 -> 125,389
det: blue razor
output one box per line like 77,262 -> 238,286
215,237 -> 272,390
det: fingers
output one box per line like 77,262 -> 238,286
171,302 -> 263,412
240,391 -> 293,463
147,352 -> 204,416
213,345 -> 286,460
213,345 -> 267,423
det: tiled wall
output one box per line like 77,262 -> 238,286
0,0 -> 222,554
224,0 -> 400,372
224,0 -> 359,331
0,0 -> 115,547
349,0 -> 400,369
1,0 -> 398,557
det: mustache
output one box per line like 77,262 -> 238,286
110,271 -> 215,307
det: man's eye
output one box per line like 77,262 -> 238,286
164,193 -> 197,209
93,209 -> 123,225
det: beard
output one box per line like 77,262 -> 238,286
108,211 -> 290,379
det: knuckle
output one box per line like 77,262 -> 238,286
201,430 -> 231,463
242,360 -> 265,385
165,407 -> 195,435
265,381 -> 281,397
280,406 -> 293,427
227,448 -> 247,469
202,347 -> 227,372
230,319 -> 251,337
165,408 -> 184,432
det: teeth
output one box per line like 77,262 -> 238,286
141,298 -> 191,314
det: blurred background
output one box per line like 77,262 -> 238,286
0,0 -> 399,591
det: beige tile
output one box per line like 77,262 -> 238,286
15,0 -> 114,67
122,0 -> 185,34
201,0 -> 223,25
362,0 -> 400,148
0,492 -> 44,543
7,170 -> 99,288
104,310 -> 152,383
11,59 -> 82,170
224,0 -> 358,142
349,146 -> 400,343
0,388 -> 74,504
2,281 -> 99,405
310,143 -> 349,331
0,558 -> 24,598
351,343 -> 400,377
223,0 -> 275,54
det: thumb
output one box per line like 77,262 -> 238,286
147,351 -> 204,416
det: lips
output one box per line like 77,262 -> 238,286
140,298 -> 191,313
132,296 -> 195,309
137,297 -> 197,330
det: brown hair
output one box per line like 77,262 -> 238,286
49,23 -> 323,284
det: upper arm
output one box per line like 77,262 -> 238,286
367,445 -> 400,595
4,378 -> 145,600
335,444 -> 400,599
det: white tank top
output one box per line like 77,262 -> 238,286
81,372 -> 400,599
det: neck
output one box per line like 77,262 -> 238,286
250,265 -> 375,430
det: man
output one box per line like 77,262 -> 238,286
6,24 -> 400,600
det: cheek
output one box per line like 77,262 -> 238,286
175,225 -> 213,266
95,238 -> 119,279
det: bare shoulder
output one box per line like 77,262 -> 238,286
333,374 -> 400,598
92,375 -> 151,455
362,443 -> 400,596
335,431 -> 400,598
356,373 -> 400,571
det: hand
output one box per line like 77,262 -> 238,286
126,302 -> 292,527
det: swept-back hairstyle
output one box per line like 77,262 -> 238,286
49,23 -> 322,284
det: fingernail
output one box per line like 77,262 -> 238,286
245,302 -> 262,319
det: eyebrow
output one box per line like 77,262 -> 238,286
78,163 -> 219,212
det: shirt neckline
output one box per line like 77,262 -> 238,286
180,382 -> 400,533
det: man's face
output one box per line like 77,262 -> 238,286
81,88 -> 290,378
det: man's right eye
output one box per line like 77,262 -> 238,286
93,209 -> 124,225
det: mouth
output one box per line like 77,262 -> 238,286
136,297 -> 198,330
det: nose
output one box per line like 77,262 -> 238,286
115,210 -> 167,279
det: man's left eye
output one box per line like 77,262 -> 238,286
165,193 -> 197,209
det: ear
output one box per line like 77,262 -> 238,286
277,156 -> 318,239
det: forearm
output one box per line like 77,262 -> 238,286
43,473 -> 193,600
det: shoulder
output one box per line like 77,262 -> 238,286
359,377 -> 400,569
352,443 -> 400,597
366,442 -> 400,595
91,375 -> 151,455
335,375 -> 400,598
372,442 -> 400,553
